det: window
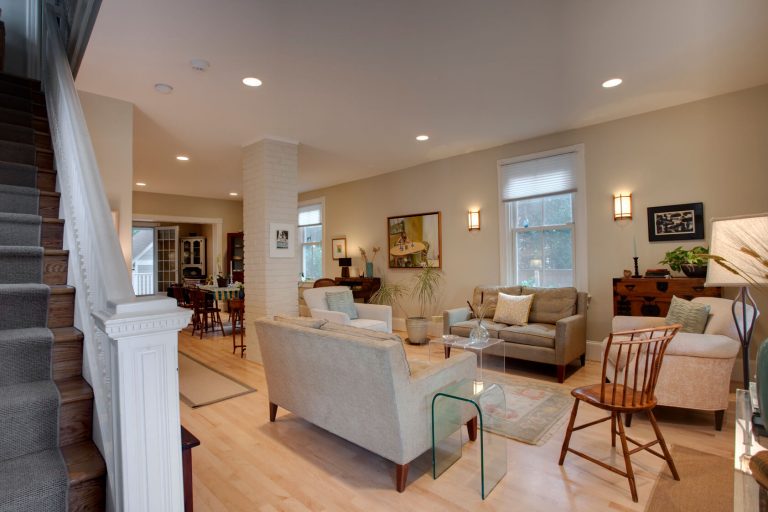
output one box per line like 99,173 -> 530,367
499,146 -> 586,289
298,200 -> 324,281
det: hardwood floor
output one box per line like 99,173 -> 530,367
178,327 -> 736,511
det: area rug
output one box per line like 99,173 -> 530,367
480,376 -> 573,445
645,444 -> 732,512
178,352 -> 255,408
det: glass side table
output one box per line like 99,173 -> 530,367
429,335 -> 506,380
735,388 -> 767,511
431,378 -> 507,499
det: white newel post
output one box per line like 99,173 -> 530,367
94,296 -> 192,512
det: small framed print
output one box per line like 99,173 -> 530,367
331,237 -> 347,260
647,202 -> 704,242
269,223 -> 295,258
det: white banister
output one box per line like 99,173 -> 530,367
42,6 -> 190,511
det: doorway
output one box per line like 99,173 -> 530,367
131,225 -> 180,296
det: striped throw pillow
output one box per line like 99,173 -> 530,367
664,295 -> 710,333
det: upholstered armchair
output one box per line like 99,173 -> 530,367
604,296 -> 746,430
303,285 -> 392,333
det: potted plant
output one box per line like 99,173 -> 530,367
369,265 -> 443,344
659,246 -> 709,277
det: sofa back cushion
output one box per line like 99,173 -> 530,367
472,285 -> 522,318
522,286 -> 578,324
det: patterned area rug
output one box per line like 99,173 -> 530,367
480,376 -> 573,445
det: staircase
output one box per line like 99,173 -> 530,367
0,72 -> 106,511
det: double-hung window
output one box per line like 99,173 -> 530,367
298,201 -> 324,281
499,147 -> 586,289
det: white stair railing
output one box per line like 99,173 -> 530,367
42,7 -> 191,511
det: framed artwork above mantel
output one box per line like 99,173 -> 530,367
387,211 -> 442,268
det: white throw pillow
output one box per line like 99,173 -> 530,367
493,293 -> 534,325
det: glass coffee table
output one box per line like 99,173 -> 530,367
429,335 -> 506,380
431,378 -> 508,499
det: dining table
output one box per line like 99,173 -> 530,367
197,284 -> 243,311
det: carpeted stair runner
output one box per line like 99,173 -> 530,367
0,247 -> 43,283
0,89 -> 68,511
0,184 -> 39,214
0,212 -> 41,246
0,161 -> 37,188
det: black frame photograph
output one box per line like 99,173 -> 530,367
647,202 -> 704,242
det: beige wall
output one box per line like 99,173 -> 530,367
132,191 -> 243,273
301,84 -> 768,350
79,90 -> 134,269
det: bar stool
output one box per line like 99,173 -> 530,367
229,298 -> 246,357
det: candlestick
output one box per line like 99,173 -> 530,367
633,257 -> 641,278
230,260 -> 233,275
632,236 -> 637,258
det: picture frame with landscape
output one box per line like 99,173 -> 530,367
387,211 -> 442,268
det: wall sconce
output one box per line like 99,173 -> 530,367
613,194 -> 632,220
468,210 -> 481,231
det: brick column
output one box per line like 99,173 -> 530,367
242,139 -> 299,362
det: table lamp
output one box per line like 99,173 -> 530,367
339,257 -> 352,278
705,213 -> 767,390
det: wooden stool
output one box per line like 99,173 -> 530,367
229,299 -> 245,358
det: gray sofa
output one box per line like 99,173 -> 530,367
254,316 -> 477,492
443,285 -> 588,382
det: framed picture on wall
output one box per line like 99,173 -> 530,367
647,202 -> 704,242
387,211 -> 442,268
269,222 -> 295,258
331,237 -> 347,260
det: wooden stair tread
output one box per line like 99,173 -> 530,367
45,248 -> 68,256
56,376 -> 93,404
62,441 -> 106,486
51,326 -> 83,343
42,217 -> 64,225
49,284 -> 75,295
39,190 -> 60,198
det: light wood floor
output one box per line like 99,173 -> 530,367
178,326 -> 736,511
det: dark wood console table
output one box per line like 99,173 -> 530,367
334,277 -> 381,303
612,277 -> 721,317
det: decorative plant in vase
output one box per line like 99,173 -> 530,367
466,300 -> 490,345
659,246 -> 709,277
359,246 -> 381,278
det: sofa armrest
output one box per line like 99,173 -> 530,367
555,314 -> 586,365
612,315 -> 666,332
310,308 -> 350,325
355,303 -> 392,333
443,307 -> 472,334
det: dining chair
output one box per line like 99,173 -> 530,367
558,323 -> 682,502
189,288 -> 225,338
171,285 -> 192,309
229,298 -> 246,358
313,278 -> 336,288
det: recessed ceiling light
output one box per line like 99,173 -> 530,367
154,83 -> 173,94
229,192 -> 239,196
242,77 -> 263,87
135,182 -> 146,187
176,155 -> 190,161
602,78 -> 623,88
416,135 -> 429,141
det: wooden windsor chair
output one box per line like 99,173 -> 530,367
189,288 -> 225,338
558,323 -> 682,502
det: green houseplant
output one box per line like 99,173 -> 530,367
659,246 -> 709,277
370,265 -> 443,344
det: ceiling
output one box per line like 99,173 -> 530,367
76,0 -> 768,199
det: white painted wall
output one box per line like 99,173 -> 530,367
301,85 -> 768,354
79,90 -> 134,269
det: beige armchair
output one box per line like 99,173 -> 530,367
605,297 -> 746,430
303,285 -> 392,333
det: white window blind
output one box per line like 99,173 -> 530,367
500,152 -> 577,202
298,203 -> 322,226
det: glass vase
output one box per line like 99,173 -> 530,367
469,319 -> 489,345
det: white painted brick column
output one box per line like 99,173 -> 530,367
243,139 -> 299,362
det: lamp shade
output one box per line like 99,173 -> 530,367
613,194 -> 632,220
338,257 -> 352,267
705,213 -> 768,287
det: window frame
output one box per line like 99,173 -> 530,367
298,197 -> 325,282
497,145 -> 587,290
